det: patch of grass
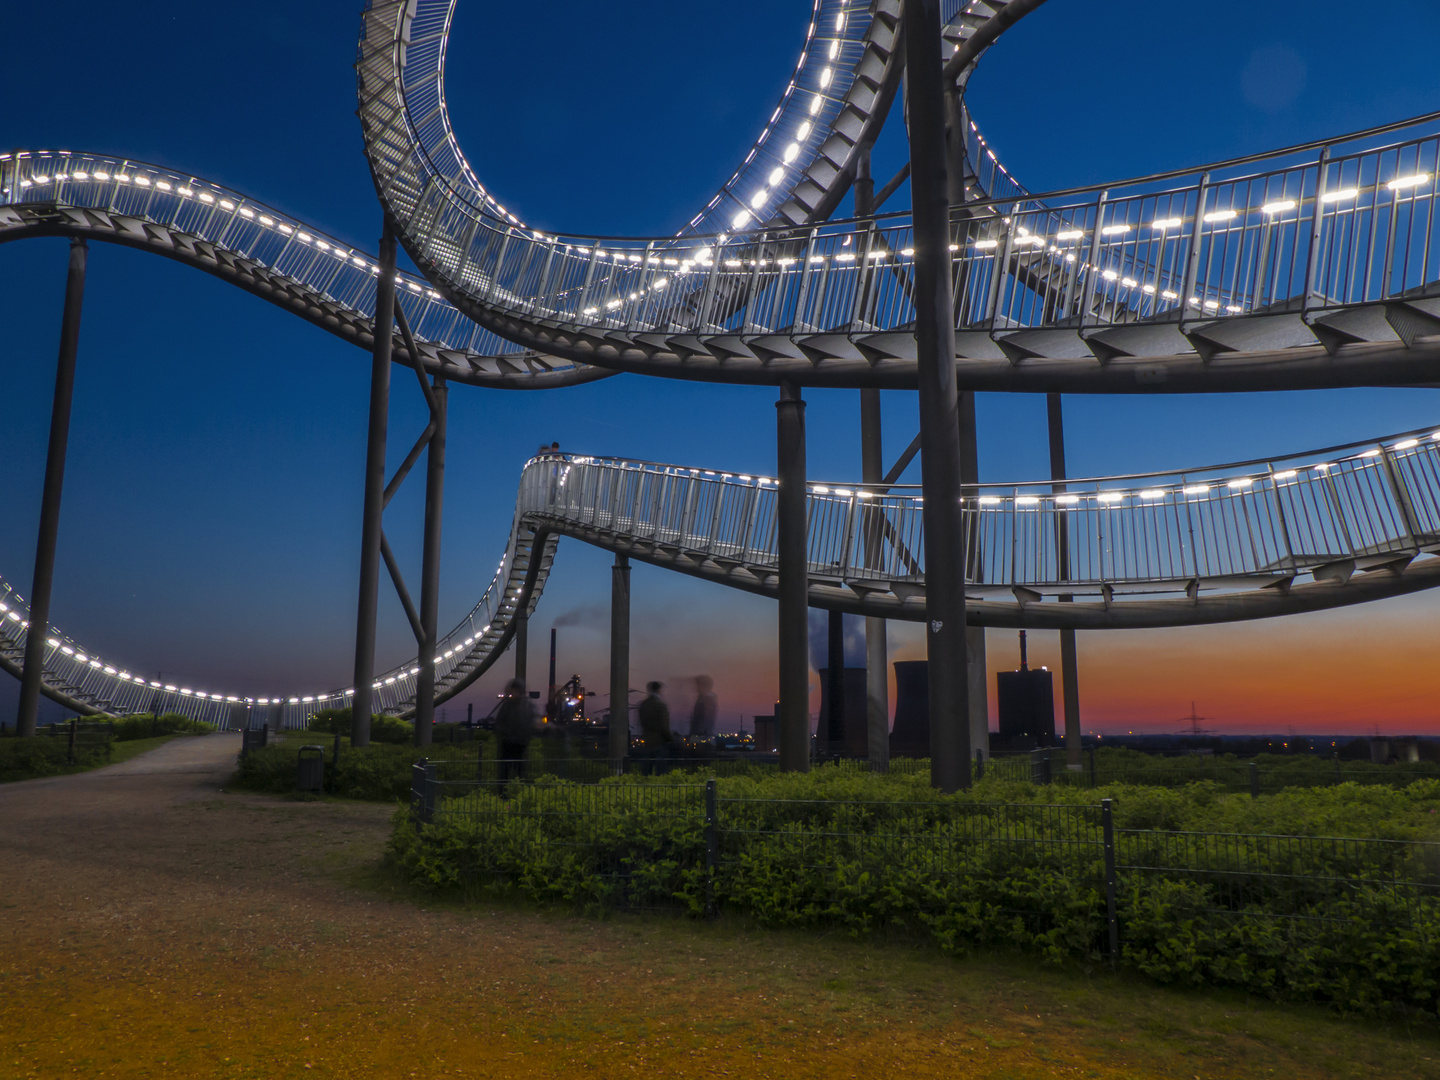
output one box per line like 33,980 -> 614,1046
109,734 -> 184,764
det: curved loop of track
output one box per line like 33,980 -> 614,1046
6,425 -> 1440,727
360,0 -> 1440,392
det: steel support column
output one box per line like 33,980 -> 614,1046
609,553 -> 630,769
514,610 -> 528,685
958,392 -> 989,764
825,609 -> 844,756
904,0 -> 971,791
857,144 -> 890,772
413,377 -> 447,748
350,223 -> 396,748
776,380 -> 810,773
860,386 -> 889,771
1047,393 -> 1083,769
16,239 -> 88,737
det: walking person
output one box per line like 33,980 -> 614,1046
690,674 -> 718,746
637,681 -> 674,774
493,678 -> 537,787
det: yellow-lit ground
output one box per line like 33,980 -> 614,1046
2,734 -> 1436,1079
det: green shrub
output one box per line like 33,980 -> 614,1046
305,707 -> 411,744
0,734 -> 111,780
110,713 -> 217,741
386,767 -> 1440,1015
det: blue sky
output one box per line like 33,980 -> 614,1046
4,0 -> 1440,732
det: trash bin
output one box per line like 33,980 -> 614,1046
297,744 -> 325,793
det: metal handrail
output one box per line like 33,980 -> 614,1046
7,420 -> 1440,730
358,0 -> 1440,382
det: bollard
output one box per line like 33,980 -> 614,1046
296,745 -> 325,794
1249,760 -> 1260,799
66,718 -> 78,764
1101,797 -> 1119,967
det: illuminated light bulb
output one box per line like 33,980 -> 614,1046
949,244 -> 959,252
1359,448 -> 1382,458
316,240 -> 330,251
47,638 -> 60,648
809,254 -> 826,263
1161,290 -> 1179,300
819,67 -> 833,88
1122,277 -> 1138,288
978,496 -> 1001,505
867,251 -> 887,261
134,175 -> 151,186
1151,217 -> 1183,230
901,247 -> 915,257
835,252 -> 856,262
974,239 -> 999,250
1015,496 -> 1041,506
239,207 -> 255,219
1261,199 -> 1297,214
114,174 -> 129,183
1139,489 -> 1166,499
1100,224 -> 1131,235
1388,173 -> 1430,191
352,256 -> 366,267
1065,253 -> 1076,262
829,40 -> 839,60
1055,494 -> 1080,505
1321,188 -> 1359,203
797,121 -> 812,140
72,170 -> 89,180
1142,284 -> 1156,294
1225,305 -> 1243,313
1097,492 -> 1125,503
219,199 -> 235,210
155,180 -> 172,191
834,488 -> 853,497
809,95 -> 822,115
1313,463 -> 1333,471
1272,470 -> 1298,480
1393,438 -> 1420,450
297,231 -> 311,242
812,485 -> 830,494
1102,270 -> 1119,281
1203,209 -> 1237,223
198,192 -> 214,203
750,189 -> 768,209
92,170 -> 109,180
768,166 -> 784,185
1227,478 -> 1254,489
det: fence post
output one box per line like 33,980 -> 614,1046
67,718 -> 78,764
413,759 -> 437,825
1249,760 -> 1260,799
1101,797 -> 1119,968
974,749 -> 984,781
704,778 -> 718,920
1031,748 -> 1052,785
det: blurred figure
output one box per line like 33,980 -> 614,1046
637,681 -> 674,773
690,674 -> 718,742
493,678 -> 537,784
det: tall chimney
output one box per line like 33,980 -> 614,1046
1019,630 -> 1028,671
548,627 -> 558,716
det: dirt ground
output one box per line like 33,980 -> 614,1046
2,734 -> 1437,1080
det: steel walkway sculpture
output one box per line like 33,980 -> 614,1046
5,423 -> 1440,726
5,0 -> 1440,731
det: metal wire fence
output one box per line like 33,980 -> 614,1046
407,769 -> 1440,970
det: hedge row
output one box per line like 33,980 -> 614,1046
387,772 -> 1440,1015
